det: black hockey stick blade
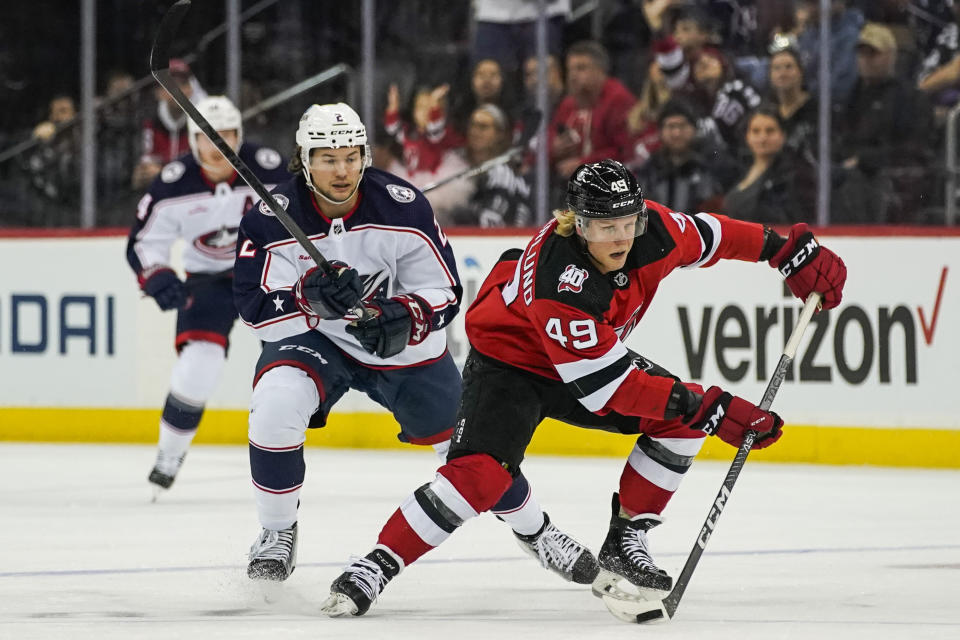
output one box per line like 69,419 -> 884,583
603,292 -> 823,624
150,0 -> 330,270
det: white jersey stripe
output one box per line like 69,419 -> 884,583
579,366 -> 632,412
554,340 -> 629,383
430,473 -> 480,522
400,493 -> 451,547
626,437 -> 705,491
683,212 -> 723,269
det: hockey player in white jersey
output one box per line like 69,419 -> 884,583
126,96 -> 289,498
234,102 -> 598,588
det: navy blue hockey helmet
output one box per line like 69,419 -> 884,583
566,159 -> 647,240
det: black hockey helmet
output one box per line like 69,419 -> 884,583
566,159 -> 647,239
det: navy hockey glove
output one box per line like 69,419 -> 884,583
294,261 -> 364,320
345,294 -> 433,359
682,386 -> 784,450
140,266 -> 187,311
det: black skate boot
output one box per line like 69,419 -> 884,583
320,546 -> 402,617
592,493 -> 672,602
247,522 -> 298,581
148,451 -> 185,498
515,512 -> 600,584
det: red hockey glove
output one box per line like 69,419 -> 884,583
345,294 -> 433,359
294,261 -> 363,320
140,266 -> 187,311
769,223 -> 846,310
683,386 -> 784,450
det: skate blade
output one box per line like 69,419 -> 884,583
150,485 -> 165,503
601,593 -> 670,624
591,569 -> 668,602
320,592 -> 358,617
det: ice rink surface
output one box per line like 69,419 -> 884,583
1,442 -> 958,640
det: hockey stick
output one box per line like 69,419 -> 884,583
603,291 -> 823,624
150,0 -> 371,320
421,108 -> 541,193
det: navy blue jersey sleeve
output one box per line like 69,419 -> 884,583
233,180 -> 313,341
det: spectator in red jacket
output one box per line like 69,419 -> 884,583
549,40 -> 636,180
384,83 -> 462,176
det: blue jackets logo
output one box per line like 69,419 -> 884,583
386,184 -> 416,203
258,194 -> 289,216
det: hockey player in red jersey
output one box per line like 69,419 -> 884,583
320,159 -> 847,617
235,103 -> 597,586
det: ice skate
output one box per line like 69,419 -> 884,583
514,512 -> 600,584
247,523 -> 298,581
148,450 -> 186,500
592,493 -> 672,603
320,547 -> 401,617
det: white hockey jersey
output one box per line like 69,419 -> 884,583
233,168 -> 462,368
126,144 -> 289,280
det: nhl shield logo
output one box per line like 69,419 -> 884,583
613,271 -> 628,287
258,193 -> 289,216
386,184 -> 416,203
558,264 -> 589,293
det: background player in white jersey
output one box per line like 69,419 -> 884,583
233,103 -> 594,585
126,96 -> 288,498
319,159 -> 847,617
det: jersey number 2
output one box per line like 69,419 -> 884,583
545,317 -> 598,349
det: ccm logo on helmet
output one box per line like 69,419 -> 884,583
612,198 -> 636,209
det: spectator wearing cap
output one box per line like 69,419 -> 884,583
549,40 -> 636,180
635,99 -> 737,214
723,106 -> 815,225
132,58 -> 207,190
832,22 -> 933,223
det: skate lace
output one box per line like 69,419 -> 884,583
249,528 -> 294,562
622,526 -> 658,572
534,523 -> 583,573
343,555 -> 389,603
154,451 -> 184,476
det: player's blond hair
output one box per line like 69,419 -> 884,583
553,208 -> 577,237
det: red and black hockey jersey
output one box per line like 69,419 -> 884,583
466,201 -> 766,420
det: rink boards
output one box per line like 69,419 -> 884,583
1,227 -> 958,468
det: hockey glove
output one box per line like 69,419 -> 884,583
140,266 -> 187,311
769,223 -> 846,310
345,294 -> 433,359
683,386 -> 784,450
294,261 -> 363,320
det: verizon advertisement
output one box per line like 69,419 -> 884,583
0,233 -> 955,430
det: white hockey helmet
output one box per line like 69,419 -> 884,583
296,103 -> 371,166
188,95 -> 243,161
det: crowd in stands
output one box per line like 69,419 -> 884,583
371,0 -> 956,227
6,0 -> 960,227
